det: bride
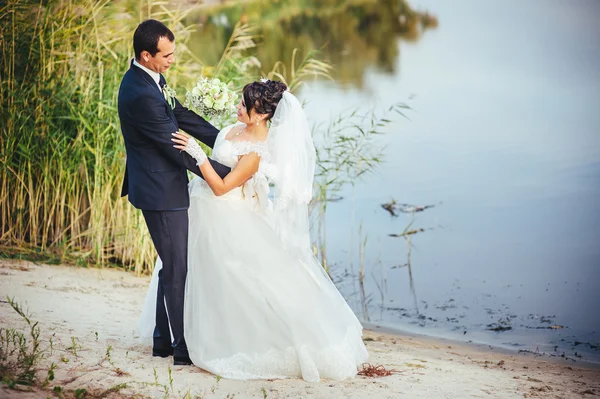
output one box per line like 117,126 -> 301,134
138,80 -> 368,382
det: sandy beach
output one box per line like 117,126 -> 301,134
0,259 -> 598,398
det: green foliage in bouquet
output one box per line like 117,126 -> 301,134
185,77 -> 238,122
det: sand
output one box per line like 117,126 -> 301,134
0,259 -> 598,398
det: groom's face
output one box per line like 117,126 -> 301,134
143,36 -> 175,74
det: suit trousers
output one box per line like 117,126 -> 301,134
142,209 -> 189,358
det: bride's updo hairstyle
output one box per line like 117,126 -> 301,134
242,80 -> 288,121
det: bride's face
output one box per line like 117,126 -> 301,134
236,99 -> 251,124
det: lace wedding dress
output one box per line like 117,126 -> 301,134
139,124 -> 368,382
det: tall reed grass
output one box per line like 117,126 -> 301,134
0,0 -> 256,273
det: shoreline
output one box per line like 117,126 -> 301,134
1,259 -> 599,398
363,321 -> 600,370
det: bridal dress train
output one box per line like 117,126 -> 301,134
139,124 -> 368,382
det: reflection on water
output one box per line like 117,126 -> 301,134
185,0 -> 437,86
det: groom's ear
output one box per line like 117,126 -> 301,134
140,50 -> 151,63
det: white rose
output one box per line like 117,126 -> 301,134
203,97 -> 214,108
214,100 -> 225,111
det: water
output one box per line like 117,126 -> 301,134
189,0 -> 600,362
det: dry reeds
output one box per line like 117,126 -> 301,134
358,362 -> 400,377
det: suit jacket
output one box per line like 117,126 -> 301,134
118,61 -> 231,211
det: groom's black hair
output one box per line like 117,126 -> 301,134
133,19 -> 175,60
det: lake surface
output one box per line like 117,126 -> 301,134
190,0 -> 600,362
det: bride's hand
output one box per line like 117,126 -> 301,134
171,132 -> 190,151
172,132 -> 208,166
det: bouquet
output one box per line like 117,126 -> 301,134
185,77 -> 238,120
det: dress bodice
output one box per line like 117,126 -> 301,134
189,124 -> 273,213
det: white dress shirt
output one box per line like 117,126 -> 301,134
132,59 -> 161,90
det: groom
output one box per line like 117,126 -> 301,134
118,19 -> 230,365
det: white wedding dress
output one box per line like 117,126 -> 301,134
139,123 -> 368,382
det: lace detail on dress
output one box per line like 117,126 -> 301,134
229,140 -> 270,159
202,327 -> 368,382
273,191 -> 312,210
189,127 -> 272,201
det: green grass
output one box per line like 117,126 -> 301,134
0,297 -> 45,387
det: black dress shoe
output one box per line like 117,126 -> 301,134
173,356 -> 193,366
152,347 -> 174,358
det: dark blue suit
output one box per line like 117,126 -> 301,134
118,61 -> 230,358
